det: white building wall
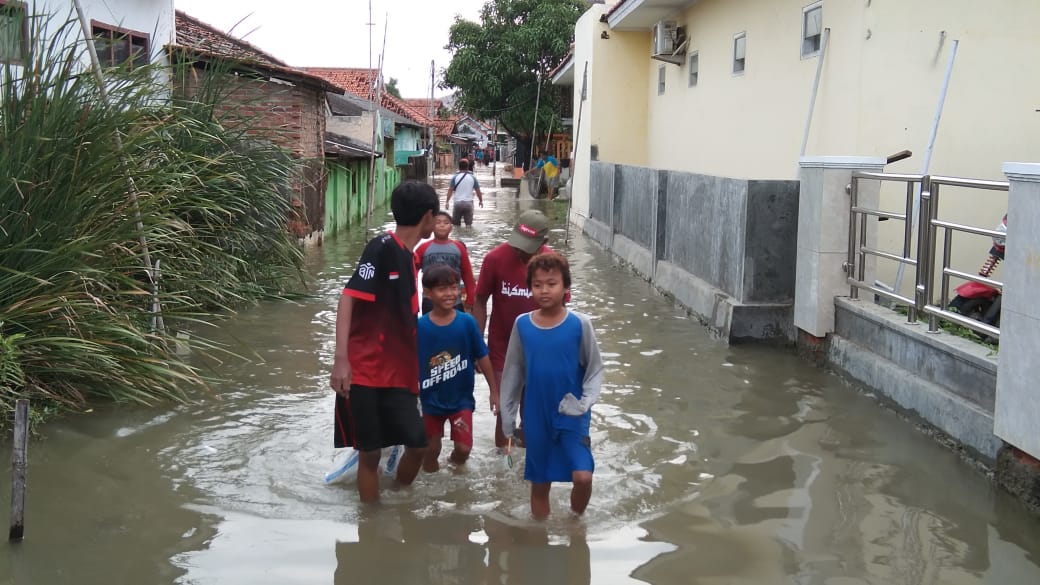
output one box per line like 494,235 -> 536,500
570,3 -> 650,227
29,0 -> 175,68
601,0 -> 1039,294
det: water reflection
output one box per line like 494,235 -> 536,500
334,510 -> 590,585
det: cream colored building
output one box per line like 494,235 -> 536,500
559,0 -> 1039,290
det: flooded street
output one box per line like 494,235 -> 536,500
2,166 -> 1040,584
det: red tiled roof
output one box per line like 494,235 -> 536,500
404,98 -> 444,113
175,11 -> 287,68
303,67 -> 431,127
302,67 -> 379,100
432,117 -> 459,138
173,11 -> 340,92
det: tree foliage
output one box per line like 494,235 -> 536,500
385,77 -> 402,99
442,0 -> 585,139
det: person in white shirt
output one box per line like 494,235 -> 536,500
445,159 -> 483,227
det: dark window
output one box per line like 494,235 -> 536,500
0,0 -> 27,65
657,65 -> 666,95
91,21 -> 149,69
688,51 -> 699,87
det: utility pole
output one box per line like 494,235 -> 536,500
429,59 -> 435,185
365,18 -> 388,233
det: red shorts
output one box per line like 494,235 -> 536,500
423,410 -> 474,447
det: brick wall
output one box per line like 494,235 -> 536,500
176,67 -> 328,233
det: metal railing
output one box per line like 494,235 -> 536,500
846,172 -> 1008,340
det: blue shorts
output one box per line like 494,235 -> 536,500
523,428 -> 594,484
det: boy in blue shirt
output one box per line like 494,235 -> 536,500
500,253 -> 604,519
418,264 -> 500,472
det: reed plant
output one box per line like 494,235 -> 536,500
0,13 -> 308,427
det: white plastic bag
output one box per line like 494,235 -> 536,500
324,445 -> 402,484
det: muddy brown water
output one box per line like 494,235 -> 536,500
1,166 -> 1039,584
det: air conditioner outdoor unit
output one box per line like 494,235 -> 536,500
652,20 -> 677,56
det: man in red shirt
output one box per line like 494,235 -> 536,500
473,209 -> 554,448
330,180 -> 439,503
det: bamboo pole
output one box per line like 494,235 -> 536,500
530,71 -> 542,169
9,400 -> 28,541
72,0 -> 163,334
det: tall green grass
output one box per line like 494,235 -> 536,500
0,14 -> 309,425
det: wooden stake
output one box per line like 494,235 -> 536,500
9,399 -> 28,541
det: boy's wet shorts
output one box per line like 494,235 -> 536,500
523,428 -> 594,484
334,386 -> 427,451
423,410 -> 474,447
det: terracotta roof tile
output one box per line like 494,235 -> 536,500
175,11 -> 287,68
303,67 -> 431,126
302,67 -> 380,100
173,11 -> 340,92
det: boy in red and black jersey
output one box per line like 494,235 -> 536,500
330,180 -> 439,503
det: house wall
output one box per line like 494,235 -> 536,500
3,1 -> 174,87
395,126 -> 424,153
197,73 -> 325,160
328,111 -> 376,147
591,0 -> 1038,295
325,159 -> 371,236
176,69 -> 328,232
584,160 -> 798,340
31,0 -> 175,68
570,4 -> 650,229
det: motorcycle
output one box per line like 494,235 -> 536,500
948,214 -> 1006,335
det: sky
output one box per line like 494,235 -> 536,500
173,0 -> 489,99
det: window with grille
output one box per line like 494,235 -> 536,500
658,65 -> 666,95
91,21 -> 149,69
0,0 -> 27,65
802,3 -> 822,57
688,51 -> 699,87
733,32 -> 746,74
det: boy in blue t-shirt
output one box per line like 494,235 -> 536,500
500,252 -> 604,519
418,264 -> 500,472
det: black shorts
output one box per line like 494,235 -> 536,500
334,386 -> 427,451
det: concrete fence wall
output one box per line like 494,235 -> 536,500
794,157 -> 1040,509
584,161 -> 799,341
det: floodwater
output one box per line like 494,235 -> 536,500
2,165 -> 1039,584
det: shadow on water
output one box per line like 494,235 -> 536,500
2,164 -> 1040,584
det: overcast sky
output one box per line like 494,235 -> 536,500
174,0 -> 488,98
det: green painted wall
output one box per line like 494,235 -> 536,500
325,159 -> 404,237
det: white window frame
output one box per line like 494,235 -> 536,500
657,65 -> 666,95
688,51 -> 699,87
732,32 -> 746,75
801,2 -> 823,58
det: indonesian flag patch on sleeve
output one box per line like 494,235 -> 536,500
388,271 -> 400,280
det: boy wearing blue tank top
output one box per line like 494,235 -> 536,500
418,264 -> 500,472
499,253 -> 605,519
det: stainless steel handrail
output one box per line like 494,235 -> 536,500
846,171 -> 1007,340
